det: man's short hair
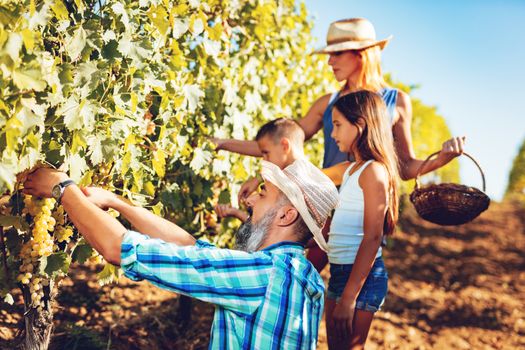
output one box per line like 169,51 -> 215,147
255,118 -> 305,148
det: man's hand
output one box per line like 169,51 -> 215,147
22,168 -> 69,198
238,177 -> 260,206
80,187 -> 118,210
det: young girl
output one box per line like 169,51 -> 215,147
325,90 -> 399,349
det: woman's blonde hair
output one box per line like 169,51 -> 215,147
334,90 -> 399,235
354,46 -> 387,92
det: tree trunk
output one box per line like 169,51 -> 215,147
20,281 -> 56,350
22,307 -> 53,350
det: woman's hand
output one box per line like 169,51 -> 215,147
331,298 -> 356,339
436,136 -> 466,165
80,187 -> 118,210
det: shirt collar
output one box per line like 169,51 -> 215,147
260,241 -> 305,255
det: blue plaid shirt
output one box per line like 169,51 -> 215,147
121,231 -> 324,350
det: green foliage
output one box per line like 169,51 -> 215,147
41,251 -> 70,277
71,241 -> 94,264
0,0 -> 334,232
505,136 -> 525,201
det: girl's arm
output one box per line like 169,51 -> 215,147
339,162 -> 388,304
392,91 -> 465,180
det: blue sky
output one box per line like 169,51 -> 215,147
303,0 -> 525,200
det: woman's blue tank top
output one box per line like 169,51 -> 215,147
322,88 -> 398,168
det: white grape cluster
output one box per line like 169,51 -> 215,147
52,205 -> 74,243
18,195 -> 56,309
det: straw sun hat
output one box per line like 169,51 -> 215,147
314,18 -> 392,54
261,159 -> 340,252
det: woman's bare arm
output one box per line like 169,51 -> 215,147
393,90 -> 465,180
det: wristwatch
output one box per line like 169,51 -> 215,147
51,179 -> 75,204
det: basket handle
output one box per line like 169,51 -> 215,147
414,151 -> 486,192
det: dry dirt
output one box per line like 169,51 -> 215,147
1,200 -> 524,349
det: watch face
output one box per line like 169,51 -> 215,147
52,185 -> 62,199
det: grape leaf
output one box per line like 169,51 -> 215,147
71,243 -> 93,264
40,252 -> 71,277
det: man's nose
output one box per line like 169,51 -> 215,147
328,54 -> 336,65
245,192 -> 258,207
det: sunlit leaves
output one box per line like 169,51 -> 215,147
182,84 -> 204,113
152,149 -> 166,178
57,95 -> 96,131
12,68 -> 46,91
190,148 -> 212,173
65,26 -> 87,62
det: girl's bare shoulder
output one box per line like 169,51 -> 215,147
359,161 -> 389,187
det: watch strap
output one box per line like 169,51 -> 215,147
57,179 -> 75,204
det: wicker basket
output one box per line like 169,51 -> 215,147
409,152 -> 490,226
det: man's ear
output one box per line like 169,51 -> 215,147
276,205 -> 299,227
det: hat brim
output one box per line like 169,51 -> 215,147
260,160 -> 332,252
313,35 -> 392,54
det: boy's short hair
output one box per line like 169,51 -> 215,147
255,118 -> 305,147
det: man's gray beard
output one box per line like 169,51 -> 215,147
234,209 -> 277,252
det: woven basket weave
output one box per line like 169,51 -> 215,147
409,152 -> 490,226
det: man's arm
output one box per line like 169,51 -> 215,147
22,169 -> 195,266
23,169 -> 127,266
81,187 -> 195,246
122,232 -> 272,315
60,186 -> 126,265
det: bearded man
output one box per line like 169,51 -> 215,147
23,159 -> 339,350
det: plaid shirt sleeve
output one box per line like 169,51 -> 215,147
120,230 -> 273,315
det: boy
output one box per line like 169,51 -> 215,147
215,118 -> 306,221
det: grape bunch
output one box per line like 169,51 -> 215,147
52,205 -> 74,243
18,195 -> 57,309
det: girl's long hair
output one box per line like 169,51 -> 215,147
334,90 -> 399,236
352,46 -> 387,92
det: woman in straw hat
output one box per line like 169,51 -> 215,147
213,18 -> 464,267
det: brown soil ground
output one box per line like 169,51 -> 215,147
1,200 -> 525,349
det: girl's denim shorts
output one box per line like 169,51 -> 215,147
327,257 -> 388,313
